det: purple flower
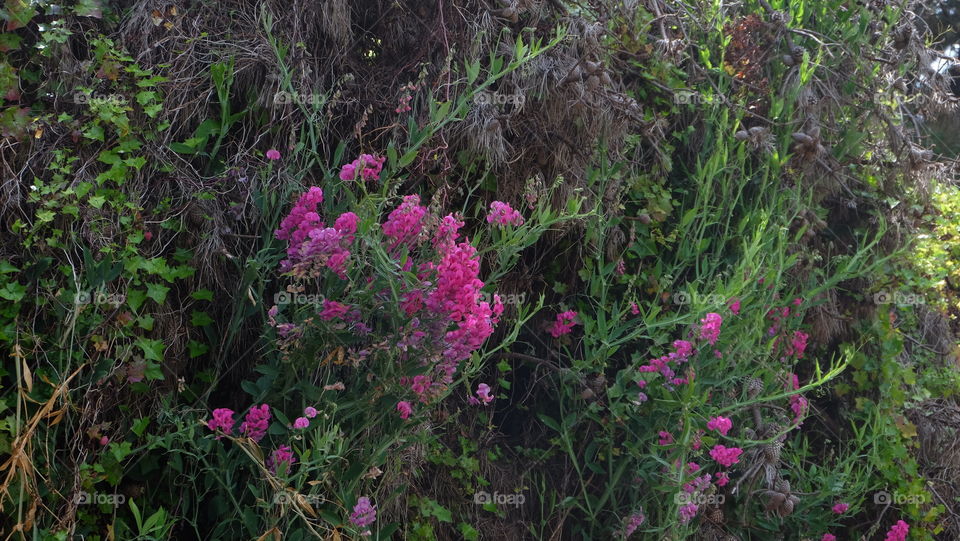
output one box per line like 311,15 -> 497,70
709,444 -> 743,467
304,406 -> 318,418
266,445 -> 296,474
698,313 -> 723,345
207,408 -> 235,438
396,401 -> 413,420
266,149 -> 281,160
549,311 -> 578,338
486,201 -> 524,227
239,404 -> 271,442
293,417 -> 309,429
476,383 -> 494,405
706,416 -> 733,436
350,496 -> 377,529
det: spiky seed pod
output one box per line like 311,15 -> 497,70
707,506 -> 724,524
780,498 -> 795,516
763,490 -> 786,510
783,54 -> 795,66
763,440 -> 783,463
748,126 -> 767,136
638,213 -> 651,224
562,66 -> 583,85
584,60 -> 601,74
807,125 -> 820,140
601,71 -> 613,86
747,378 -> 763,398
735,130 -> 749,141
775,479 -> 790,493
792,132 -> 814,145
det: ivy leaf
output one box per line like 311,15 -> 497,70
135,338 -> 164,362
145,282 -> 169,304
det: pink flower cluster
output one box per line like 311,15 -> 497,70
637,340 -> 695,389
207,408 -> 235,439
239,404 -> 271,442
832,502 -> 849,514
785,330 -> 809,359
486,201 -> 524,227
787,374 -> 809,425
822,535 -> 836,541
350,497 -> 377,530
706,416 -> 732,436
658,431 -> 674,445
549,311 -> 578,338
206,404 -> 272,443
709,444 -> 743,467
267,445 -> 296,474
884,520 -> 909,541
698,313 -> 723,345
339,154 -> 386,182
274,188 -> 357,278
382,194 -> 427,250
622,511 -> 645,537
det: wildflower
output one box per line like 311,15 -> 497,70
396,401 -> 413,420
630,302 -> 640,315
709,445 -> 743,467
382,195 -> 427,249
615,260 -> 626,275
99,436 -> 109,446
304,406 -> 318,418
715,472 -> 729,487
293,417 -> 309,429
549,311 -> 578,338
678,503 -> 698,524
266,149 -> 281,160
340,154 -> 386,181
698,313 -> 723,345
706,416 -> 733,436
207,408 -> 236,438
658,431 -> 674,445
239,404 -> 271,442
822,535 -> 836,541
729,299 -> 741,315
319,300 -> 351,321
832,502 -> 849,514
350,497 -> 377,530
486,201 -> 524,227
788,330 -> 809,358
623,511 -> 645,537
476,383 -> 494,405
884,520 -> 909,541
267,445 -> 296,474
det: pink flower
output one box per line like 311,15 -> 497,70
832,502 -> 849,514
207,408 -> 236,438
382,195 -> 427,249
293,417 -> 310,429
884,520 -> 909,541
549,311 -> 578,338
623,511 -> 645,537
319,300 -> 351,321
304,406 -> 318,418
658,431 -> 674,445
99,436 -> 109,446
706,416 -> 733,436
715,472 -> 729,487
822,535 -> 836,541
630,302 -> 640,315
476,383 -> 494,405
698,312 -> 723,345
788,330 -> 809,358
239,404 -> 271,442
267,445 -> 296,474
396,401 -> 413,420
350,497 -> 377,529
266,149 -> 281,160
486,201 -> 524,227
678,502 -> 698,524
709,445 -> 743,467
339,154 -> 386,181
729,299 -> 741,315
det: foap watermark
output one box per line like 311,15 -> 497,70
873,490 -> 928,505
274,291 -> 324,306
74,491 -> 126,506
473,490 -> 525,507
670,290 -> 726,307
476,292 -> 526,305
273,492 -> 323,505
872,291 -> 925,306
71,91 -> 125,105
473,91 -> 525,108
674,90 -> 707,105
272,91 -> 324,106
75,290 -> 126,307
674,492 -> 725,505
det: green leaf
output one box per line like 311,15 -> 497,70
145,282 -> 169,304
190,311 -> 213,327
190,289 -> 214,301
136,338 -> 164,362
